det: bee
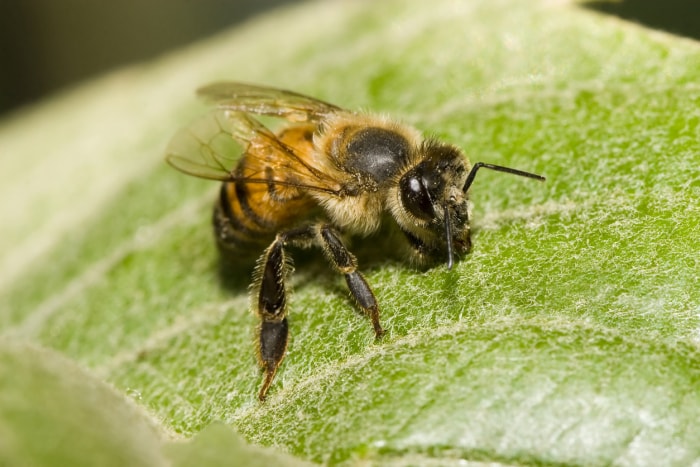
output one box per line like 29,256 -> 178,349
166,82 -> 545,401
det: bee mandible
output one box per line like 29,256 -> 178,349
166,82 -> 545,401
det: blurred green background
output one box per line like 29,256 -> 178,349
0,0 -> 293,116
0,0 -> 697,116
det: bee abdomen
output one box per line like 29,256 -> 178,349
214,179 -> 317,255
213,182 -> 275,254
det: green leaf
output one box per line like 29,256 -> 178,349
0,342 -> 166,466
164,423 -> 314,467
0,341 -> 312,466
2,0 -> 700,465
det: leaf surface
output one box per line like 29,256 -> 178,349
1,0 -> 699,464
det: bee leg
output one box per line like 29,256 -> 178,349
255,226 -> 319,401
254,224 -> 384,401
316,224 -> 385,339
255,236 -> 291,401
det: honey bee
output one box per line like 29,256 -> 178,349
166,82 -> 545,401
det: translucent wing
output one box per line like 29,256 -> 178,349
166,110 -> 243,181
196,82 -> 343,122
165,109 -> 343,194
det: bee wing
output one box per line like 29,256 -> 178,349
166,110 -> 344,194
196,82 -> 342,122
166,110 -> 244,181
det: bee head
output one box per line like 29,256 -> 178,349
399,141 -> 546,269
398,141 -> 471,268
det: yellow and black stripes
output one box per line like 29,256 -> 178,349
214,181 -> 272,252
213,166 -> 317,253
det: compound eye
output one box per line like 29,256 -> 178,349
400,173 -> 435,221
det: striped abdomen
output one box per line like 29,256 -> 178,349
214,178 -> 316,254
213,126 -> 319,255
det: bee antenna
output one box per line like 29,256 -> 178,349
463,162 -> 546,192
444,205 -> 454,270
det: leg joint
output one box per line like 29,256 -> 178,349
320,225 -> 357,271
277,225 -> 317,248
